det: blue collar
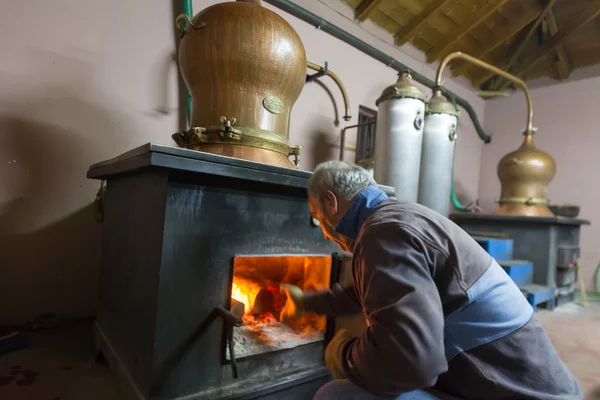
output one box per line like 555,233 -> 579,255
334,186 -> 388,248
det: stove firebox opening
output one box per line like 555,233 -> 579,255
227,255 -> 332,360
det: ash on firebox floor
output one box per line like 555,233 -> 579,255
226,313 -> 324,360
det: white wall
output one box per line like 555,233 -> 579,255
0,0 -> 486,324
482,76 -> 600,290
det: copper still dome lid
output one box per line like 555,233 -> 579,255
172,0 -> 307,168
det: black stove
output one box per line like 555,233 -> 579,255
88,144 -> 391,400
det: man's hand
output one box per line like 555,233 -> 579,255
325,328 -> 353,379
279,284 -> 305,322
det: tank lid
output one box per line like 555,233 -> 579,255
376,71 -> 427,105
426,89 -> 460,116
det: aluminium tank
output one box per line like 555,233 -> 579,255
172,0 -> 307,168
374,72 -> 427,202
417,89 -> 460,217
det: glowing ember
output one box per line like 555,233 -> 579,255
226,311 -> 325,360
231,276 -> 262,314
227,256 -> 332,360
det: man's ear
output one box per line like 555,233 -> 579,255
324,191 -> 339,216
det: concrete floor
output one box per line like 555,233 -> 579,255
1,303 -> 599,400
0,321 -> 119,400
538,301 -> 600,399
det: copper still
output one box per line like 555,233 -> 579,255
495,133 -> 556,217
172,0 -> 307,168
435,52 -> 556,217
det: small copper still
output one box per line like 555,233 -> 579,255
173,0 -> 307,168
495,134 -> 556,217
435,52 -> 556,217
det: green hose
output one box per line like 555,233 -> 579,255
596,262 -> 600,293
451,180 -> 468,212
575,262 -> 600,303
182,0 -> 192,20
182,0 -> 193,127
577,292 -> 600,302
448,97 -> 468,212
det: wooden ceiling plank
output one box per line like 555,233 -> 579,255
452,3 -> 543,77
472,0 -> 557,87
506,0 -> 600,80
426,0 -> 511,63
356,0 -> 385,22
546,9 -> 571,80
492,0 -> 600,89
572,50 -> 600,70
394,0 -> 454,47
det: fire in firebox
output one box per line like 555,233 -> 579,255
226,255 -> 332,360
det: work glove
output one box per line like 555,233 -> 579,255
279,284 -> 304,322
325,328 -> 353,379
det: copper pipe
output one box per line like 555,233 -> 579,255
477,90 -> 508,98
307,61 -> 352,121
435,52 -> 535,134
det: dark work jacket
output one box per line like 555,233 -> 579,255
304,186 -> 582,399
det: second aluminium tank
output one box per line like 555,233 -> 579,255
374,72 -> 427,202
417,89 -> 460,217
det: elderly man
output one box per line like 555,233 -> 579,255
280,161 -> 581,400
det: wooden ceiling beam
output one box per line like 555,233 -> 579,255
393,0 -> 453,47
472,0 -> 556,87
504,0 -> 600,82
356,0 -> 384,22
452,3 -> 543,77
546,9 -> 571,80
426,0 -> 511,63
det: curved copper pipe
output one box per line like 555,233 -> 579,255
307,61 -> 352,121
435,52 -> 535,134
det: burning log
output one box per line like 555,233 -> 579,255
250,288 -> 275,315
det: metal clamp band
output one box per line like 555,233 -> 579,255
496,197 -> 550,206
172,119 -> 301,163
289,145 -> 300,168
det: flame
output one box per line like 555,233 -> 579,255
231,276 -> 263,314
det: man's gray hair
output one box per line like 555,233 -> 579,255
308,160 -> 376,201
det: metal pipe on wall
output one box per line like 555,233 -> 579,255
307,62 -> 352,122
262,0 -> 491,144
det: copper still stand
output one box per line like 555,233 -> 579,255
435,52 -> 556,217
